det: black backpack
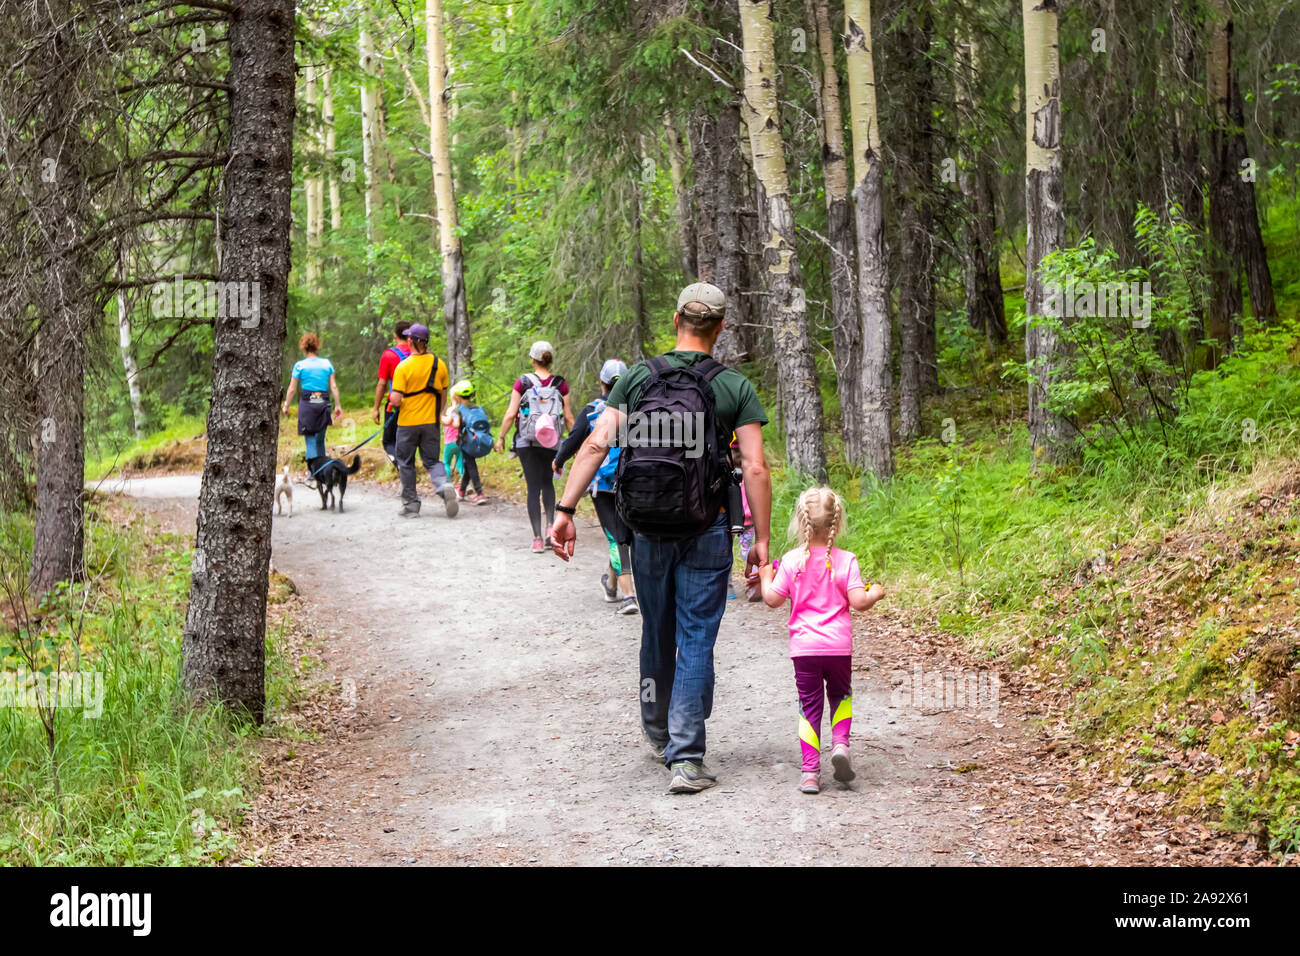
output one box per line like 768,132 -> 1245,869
614,355 -> 732,538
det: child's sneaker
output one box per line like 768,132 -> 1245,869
799,772 -> 820,794
831,743 -> 855,782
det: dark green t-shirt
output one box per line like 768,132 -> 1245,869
606,350 -> 768,437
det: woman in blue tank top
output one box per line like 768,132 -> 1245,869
281,332 -> 343,468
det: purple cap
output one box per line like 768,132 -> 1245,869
406,324 -> 430,341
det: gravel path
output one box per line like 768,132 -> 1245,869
114,474 -> 1028,866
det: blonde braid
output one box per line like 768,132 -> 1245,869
825,490 -> 841,577
799,498 -> 813,574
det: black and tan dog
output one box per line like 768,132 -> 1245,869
306,455 -> 361,512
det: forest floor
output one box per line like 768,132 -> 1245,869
101,472 -> 1266,866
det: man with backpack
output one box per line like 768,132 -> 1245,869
553,358 -> 637,615
550,283 -> 773,794
372,320 -> 412,464
389,324 -> 457,518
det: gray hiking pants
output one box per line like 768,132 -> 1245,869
395,422 -> 449,509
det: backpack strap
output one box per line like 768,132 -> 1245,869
647,355 -> 672,381
698,356 -> 728,383
413,355 -> 441,421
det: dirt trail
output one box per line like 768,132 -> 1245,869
110,474 -> 1206,866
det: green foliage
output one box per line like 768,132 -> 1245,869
0,513 -> 290,865
1008,206 -> 1206,454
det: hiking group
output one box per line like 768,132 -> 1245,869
279,282 -> 886,795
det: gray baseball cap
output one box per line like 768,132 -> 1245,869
599,358 -> 628,384
676,282 -> 726,318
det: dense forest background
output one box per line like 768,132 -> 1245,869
41,0 -> 1296,473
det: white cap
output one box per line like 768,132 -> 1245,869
529,340 -> 554,362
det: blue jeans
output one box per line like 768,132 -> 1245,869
632,514 -> 733,766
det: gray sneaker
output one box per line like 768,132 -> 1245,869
398,504 -> 421,518
600,573 -> 619,603
617,595 -> 639,616
440,485 -> 459,517
667,761 -> 717,794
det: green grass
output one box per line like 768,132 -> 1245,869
0,508 -> 295,865
84,413 -> 207,481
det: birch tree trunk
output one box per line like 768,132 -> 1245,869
1022,0 -> 1071,463
427,0 -> 472,376
303,62 -> 323,290
738,0 -> 826,479
359,21 -> 382,243
116,277 -> 145,440
323,70 -> 342,231
182,0 -> 295,722
809,0 -> 864,462
844,0 -> 892,478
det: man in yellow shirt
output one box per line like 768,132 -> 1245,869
389,324 -> 457,517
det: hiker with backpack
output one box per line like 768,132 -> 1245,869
371,320 -> 412,464
550,283 -> 773,794
388,324 -> 458,518
553,358 -> 637,615
447,379 -> 491,505
494,340 -> 574,553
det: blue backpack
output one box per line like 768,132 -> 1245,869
586,398 -> 621,493
457,404 -> 493,458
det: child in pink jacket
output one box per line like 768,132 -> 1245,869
758,487 -> 886,794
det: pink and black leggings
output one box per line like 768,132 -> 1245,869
794,655 -> 852,773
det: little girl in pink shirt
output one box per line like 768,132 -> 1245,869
758,487 -> 885,794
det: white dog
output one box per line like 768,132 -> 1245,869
274,464 -> 293,516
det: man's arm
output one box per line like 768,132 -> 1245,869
373,377 -> 388,422
736,422 -> 771,572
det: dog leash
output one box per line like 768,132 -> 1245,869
307,410 -> 396,479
